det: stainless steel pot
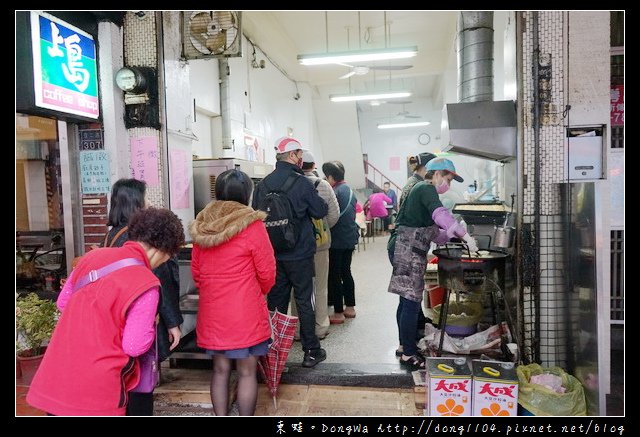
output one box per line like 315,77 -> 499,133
493,225 -> 515,249
493,194 -> 516,249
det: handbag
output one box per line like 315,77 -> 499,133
131,339 -> 159,393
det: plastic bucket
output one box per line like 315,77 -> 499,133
427,286 -> 445,308
444,324 -> 477,337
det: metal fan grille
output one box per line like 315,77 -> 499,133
183,11 -> 242,59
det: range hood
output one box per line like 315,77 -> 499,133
440,12 -> 517,163
441,100 -> 517,162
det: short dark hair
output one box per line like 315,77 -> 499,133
215,169 -> 253,205
383,181 -> 391,187
128,208 -> 185,256
301,162 -> 314,170
322,161 -> 345,182
108,179 -> 147,227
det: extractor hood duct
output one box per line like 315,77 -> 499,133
442,12 -> 517,162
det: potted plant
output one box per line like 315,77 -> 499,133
16,293 -> 59,384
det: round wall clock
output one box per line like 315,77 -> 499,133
418,133 -> 431,145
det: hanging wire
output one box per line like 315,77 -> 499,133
325,11 -> 329,52
346,27 -> 350,50
358,11 -> 362,49
384,11 -> 388,48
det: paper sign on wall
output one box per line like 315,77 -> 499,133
80,150 -> 110,194
389,156 -> 400,171
170,149 -> 190,209
131,136 -> 160,187
611,85 -> 624,127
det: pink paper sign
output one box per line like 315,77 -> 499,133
130,137 -> 160,187
169,149 -> 190,209
389,156 -> 400,171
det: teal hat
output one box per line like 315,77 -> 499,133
427,158 -> 464,183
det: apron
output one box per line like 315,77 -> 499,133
387,225 -> 440,302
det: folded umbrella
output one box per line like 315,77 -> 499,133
257,309 -> 298,409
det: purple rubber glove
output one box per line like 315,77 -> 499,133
462,234 -> 479,252
432,206 -> 466,239
432,229 -> 449,245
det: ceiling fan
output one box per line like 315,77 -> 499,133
394,103 -> 421,119
375,103 -> 421,119
338,63 -> 412,80
396,109 -> 421,119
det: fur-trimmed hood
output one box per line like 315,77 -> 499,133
189,201 -> 267,248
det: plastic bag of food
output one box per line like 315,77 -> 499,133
517,363 -> 587,416
431,301 -> 483,327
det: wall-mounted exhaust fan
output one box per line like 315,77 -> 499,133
338,63 -> 412,80
183,11 -> 242,59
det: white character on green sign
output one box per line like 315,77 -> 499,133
47,22 -> 90,93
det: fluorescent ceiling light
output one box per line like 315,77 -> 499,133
378,121 -> 431,129
298,46 -> 418,66
330,91 -> 411,103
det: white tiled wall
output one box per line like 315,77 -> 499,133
521,11 -> 567,367
123,12 -> 164,207
521,12 -> 610,368
124,11 -> 157,67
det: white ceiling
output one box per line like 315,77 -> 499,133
244,11 -> 459,104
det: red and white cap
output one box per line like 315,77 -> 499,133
274,136 -> 306,153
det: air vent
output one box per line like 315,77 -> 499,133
209,175 -> 216,200
183,11 -> 242,59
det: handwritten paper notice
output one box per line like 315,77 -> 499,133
170,149 -> 190,209
130,137 -> 160,187
80,150 -> 111,194
389,156 -> 400,171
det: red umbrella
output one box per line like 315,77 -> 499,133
258,310 -> 298,408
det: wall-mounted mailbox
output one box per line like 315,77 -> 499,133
566,126 -> 604,180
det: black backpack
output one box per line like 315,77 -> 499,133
258,174 -> 300,252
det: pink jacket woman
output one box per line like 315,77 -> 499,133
189,201 -> 276,351
367,192 -> 393,218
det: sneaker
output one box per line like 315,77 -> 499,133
302,348 -> 326,368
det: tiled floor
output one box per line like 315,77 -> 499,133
15,232 -> 624,416
153,368 -> 421,416
16,385 -> 46,416
17,367 -> 421,417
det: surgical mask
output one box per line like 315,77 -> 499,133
435,179 -> 450,194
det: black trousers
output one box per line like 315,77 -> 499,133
126,392 -> 154,416
328,248 -> 355,314
267,257 -> 320,351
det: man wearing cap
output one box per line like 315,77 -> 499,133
252,137 -> 329,367
288,151 -> 340,340
388,157 -> 478,370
